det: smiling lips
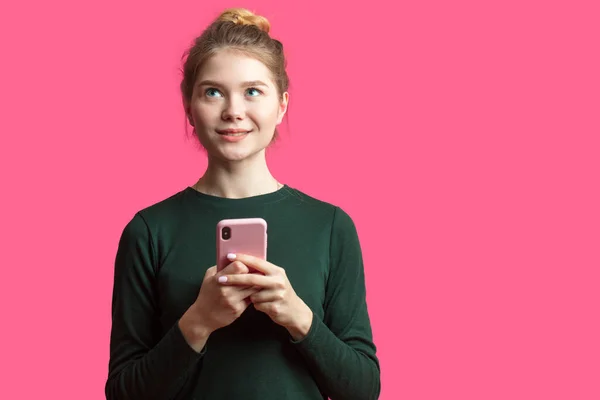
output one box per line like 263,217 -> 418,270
216,128 -> 251,142
217,128 -> 251,135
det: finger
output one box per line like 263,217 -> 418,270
249,289 -> 282,303
243,291 -> 261,306
227,253 -> 277,275
253,301 -> 278,316
232,286 -> 260,301
204,265 -> 217,278
220,283 -> 254,293
218,273 -> 274,288
218,260 -> 250,276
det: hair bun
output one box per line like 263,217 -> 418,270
217,8 -> 271,33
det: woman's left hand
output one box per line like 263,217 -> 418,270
218,253 -> 313,340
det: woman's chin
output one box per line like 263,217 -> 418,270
201,137 -> 271,163
214,146 -> 260,163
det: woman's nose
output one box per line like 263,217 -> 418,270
222,96 -> 246,120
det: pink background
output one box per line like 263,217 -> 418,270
1,0 -> 599,398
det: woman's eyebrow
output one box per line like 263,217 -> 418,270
196,80 -> 269,88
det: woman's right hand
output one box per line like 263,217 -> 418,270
179,261 -> 258,352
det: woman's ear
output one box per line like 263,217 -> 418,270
183,100 -> 195,127
277,92 -> 289,125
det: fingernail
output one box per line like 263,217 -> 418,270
218,276 -> 228,283
227,253 -> 236,260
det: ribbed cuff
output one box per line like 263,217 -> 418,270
171,319 -> 207,364
290,311 -> 320,346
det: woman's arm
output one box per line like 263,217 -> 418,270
291,206 -> 381,400
105,213 -> 205,400
211,206 -> 381,399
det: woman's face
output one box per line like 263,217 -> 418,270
187,49 -> 288,162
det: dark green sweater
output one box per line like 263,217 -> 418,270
105,185 -> 380,400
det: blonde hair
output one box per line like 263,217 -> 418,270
180,8 -> 289,140
216,8 -> 271,33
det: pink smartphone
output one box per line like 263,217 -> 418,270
216,218 -> 268,272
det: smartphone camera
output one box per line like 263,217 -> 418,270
222,226 -> 231,240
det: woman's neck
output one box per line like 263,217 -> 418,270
193,152 -> 282,199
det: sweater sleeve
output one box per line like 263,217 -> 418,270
105,213 -> 205,400
292,207 -> 381,400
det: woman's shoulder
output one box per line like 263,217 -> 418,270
284,185 -> 356,228
138,187 -> 189,213
283,185 -> 340,215
122,187 -> 192,232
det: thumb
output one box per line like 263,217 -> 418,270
204,265 -> 217,278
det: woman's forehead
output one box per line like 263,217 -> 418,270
197,51 -> 274,86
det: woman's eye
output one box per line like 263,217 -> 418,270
205,88 -> 222,97
246,88 -> 262,97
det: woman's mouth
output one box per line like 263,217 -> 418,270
216,129 -> 251,142
220,132 -> 248,137
217,129 -> 251,136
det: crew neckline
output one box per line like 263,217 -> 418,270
184,184 -> 293,207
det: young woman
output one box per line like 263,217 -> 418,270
105,8 -> 380,400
